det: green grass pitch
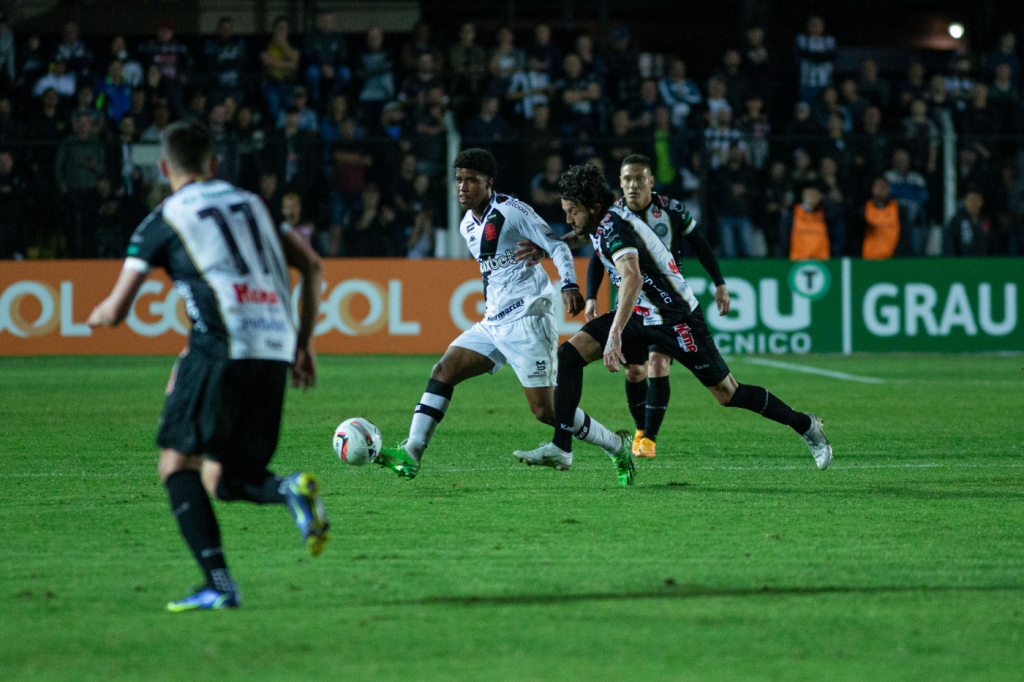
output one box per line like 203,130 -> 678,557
1,353 -> 1023,681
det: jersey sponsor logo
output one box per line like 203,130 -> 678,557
484,222 -> 498,241
673,323 -> 697,352
653,222 -> 669,237
479,248 -> 517,274
487,299 -> 524,321
668,259 -> 680,274
240,317 -> 289,333
233,283 -> 279,305
634,306 -> 651,316
652,207 -> 663,219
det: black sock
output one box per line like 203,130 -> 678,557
165,470 -> 234,592
644,376 -> 671,442
553,343 -> 587,451
726,384 -> 812,434
216,471 -> 286,505
625,378 -> 648,431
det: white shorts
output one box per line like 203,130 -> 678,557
450,313 -> 559,388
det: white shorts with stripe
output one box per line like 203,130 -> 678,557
449,312 -> 559,388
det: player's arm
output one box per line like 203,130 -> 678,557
605,252 -> 642,372
86,265 -> 148,327
280,229 -> 322,390
585,252 -> 604,321
519,211 -> 585,317
675,203 -> 731,315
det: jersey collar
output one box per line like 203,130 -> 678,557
471,192 -> 495,225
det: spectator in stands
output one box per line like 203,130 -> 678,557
556,53 -> 600,135
944,188 -> 991,256
406,209 -> 434,259
601,108 -> 647,170
988,63 -> 1019,129
901,98 -> 939,174
945,53 -> 974,109
704,107 -> 742,169
992,162 -> 1024,255
789,148 -> 817,187
258,171 -> 284,224
629,79 -> 661,131
55,20 -> 93,81
19,35 -> 46,94
356,27 -> 395,130
110,35 -> 143,87
141,63 -> 174,113
391,152 -> 418,223
956,147 -> 990,198
463,94 -> 509,142
527,24 -> 559,75
70,84 -> 105,133
107,116 -> 145,201
658,58 -> 701,130
508,55 -> 552,122
985,31 -> 1019,85
448,22 -> 487,118
857,58 -> 891,112
261,17 -> 300,123
266,105 -> 321,199
0,97 -> 20,141
839,78 -> 868,132
410,89 -> 447,175
785,101 -> 819,143
488,27 -> 525,99
276,85 -> 317,131
714,144 -> 757,258
861,176 -> 908,259
96,60 -> 132,123
139,19 -> 189,111
530,153 -> 564,230
960,83 -> 1000,160
345,183 -> 395,256
819,155 -> 849,254
927,74 -> 956,130
0,13 -> 14,92
705,76 -> 730,121
0,149 -> 26,259
715,49 -> 752,113
885,148 -> 929,255
853,106 -> 891,183
55,113 -> 105,257
574,34 -> 607,85
522,103 -> 560,175
606,26 -> 640,105
321,94 -> 360,143
281,191 -> 316,249
33,57 -> 76,98
27,88 -> 66,149
737,94 -> 770,169
207,103 -> 239,184
794,15 -> 835,103
650,106 -> 685,190
898,61 -> 928,113
205,16 -> 248,105
780,182 -> 836,260
400,21 -> 443,76
304,12 -> 348,103
126,90 -> 151,130
816,112 -> 853,175
743,25 -> 774,102
183,90 -> 209,125
763,161 -> 792,255
140,103 -> 172,142
813,86 -> 850,132
399,53 -> 442,108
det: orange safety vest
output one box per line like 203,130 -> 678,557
862,199 -> 900,260
789,205 -> 830,261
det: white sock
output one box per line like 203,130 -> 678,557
407,380 -> 453,460
573,408 -> 621,453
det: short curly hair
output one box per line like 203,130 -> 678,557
558,163 -> 615,214
453,148 -> 497,178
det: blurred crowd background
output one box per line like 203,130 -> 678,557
0,2 -> 1022,261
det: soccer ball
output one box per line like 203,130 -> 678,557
333,418 -> 383,465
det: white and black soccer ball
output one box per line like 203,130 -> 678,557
333,418 -> 383,466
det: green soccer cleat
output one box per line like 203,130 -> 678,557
376,440 -> 421,480
608,429 -> 637,487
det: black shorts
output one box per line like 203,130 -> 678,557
156,349 -> 289,478
581,306 -> 731,387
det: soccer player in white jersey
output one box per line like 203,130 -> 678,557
376,148 -> 635,485
514,164 -> 832,470
86,122 -> 327,612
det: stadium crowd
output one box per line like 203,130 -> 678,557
0,12 -> 1022,260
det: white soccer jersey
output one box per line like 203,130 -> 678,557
124,179 -> 297,362
460,192 -> 578,325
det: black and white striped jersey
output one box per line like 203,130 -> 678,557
460,192 -> 578,325
124,179 -> 296,361
591,202 -> 699,326
614,192 -> 697,258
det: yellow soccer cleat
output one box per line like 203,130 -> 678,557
631,430 -> 644,456
635,437 -> 657,458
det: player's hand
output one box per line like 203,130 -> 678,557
86,298 -> 118,327
292,344 -> 317,391
514,240 -> 545,265
603,330 -> 626,372
584,299 -> 600,322
562,289 -> 584,317
714,284 -> 731,315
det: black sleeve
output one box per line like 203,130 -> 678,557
126,208 -> 175,269
586,251 -> 604,300
683,226 -> 725,287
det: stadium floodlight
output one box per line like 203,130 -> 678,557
948,23 -> 965,39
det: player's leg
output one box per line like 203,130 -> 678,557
160,448 -> 240,611
637,351 -> 671,458
624,362 -> 648,454
522,385 -> 623,457
379,337 -> 497,479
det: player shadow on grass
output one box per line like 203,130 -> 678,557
385,583 -> 1024,608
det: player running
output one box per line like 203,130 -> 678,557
376,148 -> 635,485
513,164 -> 832,470
86,122 -> 328,612
586,154 -> 731,458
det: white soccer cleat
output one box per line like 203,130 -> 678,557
801,413 -> 832,470
513,442 -> 573,471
